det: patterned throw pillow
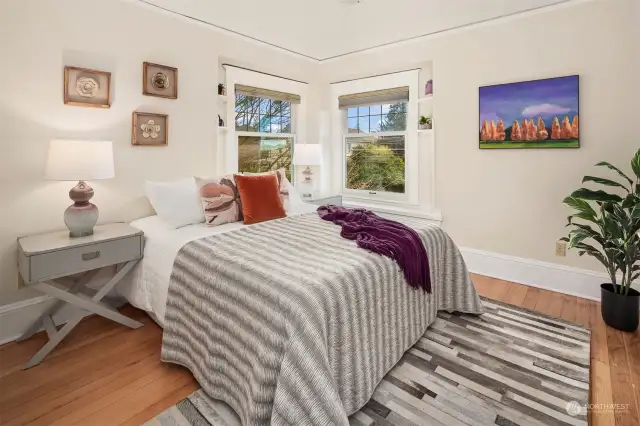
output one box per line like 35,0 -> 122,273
195,175 -> 243,226
243,168 -> 290,210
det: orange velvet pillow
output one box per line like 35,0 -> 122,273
234,174 -> 286,224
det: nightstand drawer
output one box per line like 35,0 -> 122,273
24,235 -> 142,282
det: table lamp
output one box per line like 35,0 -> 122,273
45,140 -> 115,237
292,143 -> 322,199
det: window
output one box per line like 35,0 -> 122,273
346,103 -> 407,134
235,95 -> 292,133
344,102 -> 407,199
237,136 -> 293,180
235,94 -> 294,181
345,133 -> 405,194
331,71 -> 419,207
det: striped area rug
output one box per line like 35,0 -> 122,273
145,297 -> 590,426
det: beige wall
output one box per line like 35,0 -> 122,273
321,0 -> 638,272
0,0 -> 321,303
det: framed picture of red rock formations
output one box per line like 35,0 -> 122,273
479,75 -> 579,149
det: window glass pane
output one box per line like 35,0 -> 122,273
394,102 -> 407,113
235,95 -> 292,134
370,115 -> 382,133
238,136 -> 293,181
347,117 -> 359,133
358,117 -> 370,133
381,104 -> 391,114
392,113 -> 406,131
247,111 -> 259,132
347,108 -> 358,118
235,95 -> 247,112
271,100 -> 283,115
260,98 -> 271,114
370,105 -> 382,115
271,115 -> 282,133
259,116 -> 271,133
358,106 -> 369,117
344,135 -> 405,194
381,111 -> 407,131
280,101 -> 291,118
282,116 -> 292,133
235,112 -> 247,131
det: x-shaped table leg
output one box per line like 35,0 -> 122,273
20,260 -> 143,369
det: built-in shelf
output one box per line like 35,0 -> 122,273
417,95 -> 434,103
218,126 -> 228,131
418,129 -> 434,135
218,94 -> 228,102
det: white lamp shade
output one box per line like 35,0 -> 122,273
45,140 -> 115,181
293,143 -> 322,166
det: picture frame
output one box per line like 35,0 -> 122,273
479,75 -> 579,149
64,66 -> 111,108
143,62 -> 178,99
132,112 -> 168,146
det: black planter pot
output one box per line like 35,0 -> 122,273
601,283 -> 640,332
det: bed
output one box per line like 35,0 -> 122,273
119,204 -> 483,426
118,205 -> 319,325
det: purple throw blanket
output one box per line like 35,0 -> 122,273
317,205 -> 431,292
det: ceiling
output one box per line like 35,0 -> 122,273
140,0 -> 572,61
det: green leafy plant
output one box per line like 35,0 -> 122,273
419,116 -> 432,126
561,149 -> 640,295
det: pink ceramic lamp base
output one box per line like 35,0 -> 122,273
64,181 -> 99,238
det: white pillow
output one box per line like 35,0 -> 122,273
285,177 -> 304,209
145,177 -> 204,228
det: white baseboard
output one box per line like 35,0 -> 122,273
460,247 -> 637,302
0,296 -> 94,345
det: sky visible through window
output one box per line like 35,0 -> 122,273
347,103 -> 406,133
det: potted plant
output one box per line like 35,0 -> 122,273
419,116 -> 432,130
561,148 -> 640,331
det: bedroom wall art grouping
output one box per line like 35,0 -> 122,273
63,63 -> 177,146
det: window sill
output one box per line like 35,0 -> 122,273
342,198 -> 442,222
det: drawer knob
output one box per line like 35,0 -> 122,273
82,251 -> 100,261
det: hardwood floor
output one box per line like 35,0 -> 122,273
0,275 -> 638,425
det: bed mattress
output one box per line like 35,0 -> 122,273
117,203 -> 319,325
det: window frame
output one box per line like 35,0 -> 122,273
222,66 -> 308,183
330,70 -> 420,206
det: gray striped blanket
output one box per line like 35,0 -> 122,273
161,213 -> 483,426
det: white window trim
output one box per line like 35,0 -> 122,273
330,70 -> 420,207
222,66 -> 308,176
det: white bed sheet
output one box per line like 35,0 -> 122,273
117,203 -> 319,326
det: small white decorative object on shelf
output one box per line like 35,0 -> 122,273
45,140 -> 115,238
293,143 -> 322,199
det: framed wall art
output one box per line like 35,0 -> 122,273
132,112 -> 168,146
143,62 -> 178,99
64,66 -> 111,108
479,75 -> 579,149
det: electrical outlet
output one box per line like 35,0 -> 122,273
555,240 -> 567,257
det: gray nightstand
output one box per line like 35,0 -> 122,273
305,194 -> 342,206
17,223 -> 144,369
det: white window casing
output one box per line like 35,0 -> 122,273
222,66 -> 308,175
330,70 -> 420,207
